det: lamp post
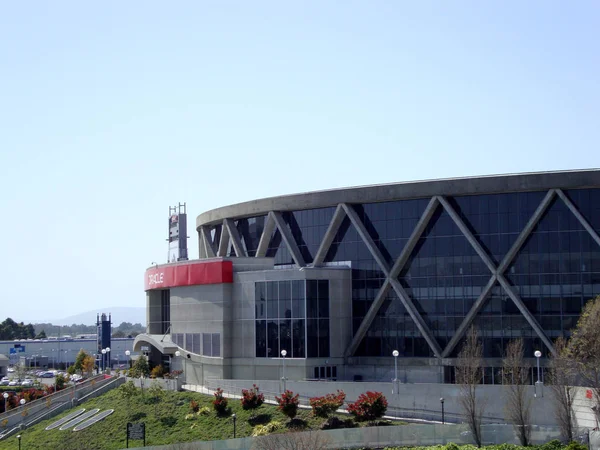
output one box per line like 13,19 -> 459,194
3,392 -> 8,412
101,349 -> 106,372
534,350 -> 543,398
440,397 -> 445,424
125,350 -> 131,371
232,413 -> 237,438
105,347 -> 111,372
140,375 -> 145,397
19,399 -> 26,427
392,349 -> 399,394
280,349 -> 287,392
17,434 -> 21,450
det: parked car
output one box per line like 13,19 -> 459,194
40,372 -> 54,378
8,380 -> 19,386
0,379 -> 9,386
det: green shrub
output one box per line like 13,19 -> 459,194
275,390 -> 299,420
251,420 -> 283,436
347,391 -> 388,422
540,440 -> 564,450
213,388 -> 228,415
445,443 -> 460,450
197,406 -> 211,416
309,390 -> 346,417
565,442 -> 588,450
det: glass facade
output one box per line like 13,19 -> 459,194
209,187 -> 600,361
254,280 -> 330,359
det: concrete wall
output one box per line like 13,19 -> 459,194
202,378 -> 599,427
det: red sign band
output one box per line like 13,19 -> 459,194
144,260 -> 233,290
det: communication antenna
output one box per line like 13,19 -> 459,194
167,203 -> 189,263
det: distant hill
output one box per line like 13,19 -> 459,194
33,307 -> 146,326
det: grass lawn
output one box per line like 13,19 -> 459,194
0,384 -> 403,450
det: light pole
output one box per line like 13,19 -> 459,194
101,349 -> 106,372
105,347 -> 111,371
17,434 -> 21,450
534,350 -> 543,398
280,349 -> 287,392
19,399 -> 26,427
440,397 -> 445,424
392,349 -> 399,394
232,413 -> 237,438
125,350 -> 131,372
3,392 -> 8,412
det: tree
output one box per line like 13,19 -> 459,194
548,337 -> 578,442
118,380 -> 138,419
55,374 -> 67,391
72,349 -> 89,375
566,296 -> 600,411
147,381 -> 165,418
35,330 -> 47,339
82,354 -> 95,376
111,330 -> 126,338
455,326 -> 485,447
130,355 -> 150,378
502,338 -> 532,446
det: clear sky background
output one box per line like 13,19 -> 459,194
0,2 -> 598,323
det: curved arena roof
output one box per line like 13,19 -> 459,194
197,169 -> 600,229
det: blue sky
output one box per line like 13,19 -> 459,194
0,1 -> 598,323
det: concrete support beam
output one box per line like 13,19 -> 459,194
389,278 -> 443,357
441,275 -> 497,358
200,226 -> 216,258
341,204 -> 390,275
497,275 -> 555,354
497,189 -> 556,274
437,196 -> 497,274
345,280 -> 391,357
389,197 -> 439,277
271,211 -> 306,267
344,198 -> 441,357
313,204 -> 346,267
224,218 -> 245,257
439,190 -> 557,357
557,189 -> 600,249
217,220 -> 230,257
255,214 -> 276,258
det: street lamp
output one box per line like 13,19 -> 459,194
281,349 -> 287,392
105,347 -> 111,371
17,434 -> 21,450
232,413 -> 237,438
392,350 -> 399,394
440,397 -> 445,424
534,350 -> 543,398
19,399 -> 26,427
3,392 -> 8,412
101,349 -> 106,372
125,350 -> 131,371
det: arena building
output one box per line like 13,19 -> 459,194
136,169 -> 600,385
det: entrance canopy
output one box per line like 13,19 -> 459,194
133,334 -> 179,355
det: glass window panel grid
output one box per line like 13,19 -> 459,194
245,188 -> 600,358
255,280 -> 329,359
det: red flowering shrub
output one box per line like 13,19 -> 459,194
309,390 -> 346,417
275,390 -> 299,419
190,399 -> 200,413
213,388 -> 228,415
241,384 -> 264,413
347,391 -> 388,422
